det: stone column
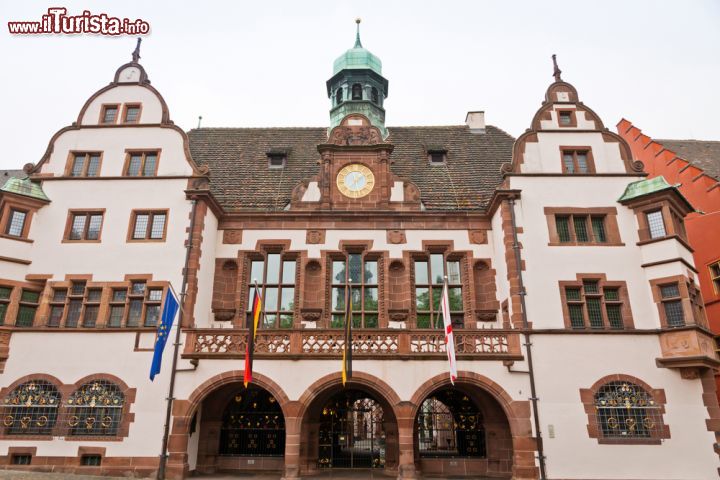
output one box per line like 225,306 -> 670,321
281,401 -> 302,480
395,402 -> 418,480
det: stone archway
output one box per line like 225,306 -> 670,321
166,371 -> 291,479
294,372 -> 402,478
409,372 -> 539,480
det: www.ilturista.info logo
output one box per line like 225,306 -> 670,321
8,8 -> 150,35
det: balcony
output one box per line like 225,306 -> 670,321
182,328 -> 523,361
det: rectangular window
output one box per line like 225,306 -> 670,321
127,281 -> 145,327
414,253 -> 464,329
428,151 -> 447,165
107,289 -> 127,327
710,262 -> 720,295
660,283 -> 685,327
129,210 -> 167,241
11,454 -> 32,465
15,290 -> 40,327
646,210 -> 667,239
5,209 -> 27,237
330,254 -> 378,329
247,254 -> 296,329
558,111 -> 574,126
563,279 -> 626,330
48,288 -> 67,327
144,288 -> 163,327
561,149 -> 592,174
82,288 -> 102,328
267,154 -> 286,169
123,104 -> 141,123
100,104 -> 118,124
554,214 -> 608,244
124,151 -> 158,177
67,211 -> 104,241
69,152 -> 101,177
0,286 -> 11,325
64,281 -> 86,328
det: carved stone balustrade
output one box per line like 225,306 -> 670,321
182,328 -> 523,361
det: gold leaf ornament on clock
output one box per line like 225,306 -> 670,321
336,164 -> 375,198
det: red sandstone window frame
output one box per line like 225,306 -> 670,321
99,104 -> 119,125
544,207 -> 623,246
245,248 -> 298,329
63,209 -> 106,243
122,149 -> 161,177
580,375 -> 669,445
709,261 -> 720,296
127,210 -> 168,242
558,274 -> 634,330
65,152 -> 103,177
328,249 -> 380,329
556,109 -> 577,127
649,275 -> 707,329
411,247 -> 466,329
121,103 -> 142,124
559,146 -> 596,174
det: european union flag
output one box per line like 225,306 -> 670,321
149,288 -> 180,381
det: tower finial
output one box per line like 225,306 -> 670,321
132,38 -> 142,63
354,18 -> 362,48
552,54 -> 562,82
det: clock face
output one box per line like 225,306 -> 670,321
336,164 -> 375,198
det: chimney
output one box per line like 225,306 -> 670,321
465,111 -> 486,133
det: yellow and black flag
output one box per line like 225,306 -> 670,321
244,284 -> 263,387
341,283 -> 353,386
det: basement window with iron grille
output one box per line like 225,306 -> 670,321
11,454 -> 32,465
81,455 -> 102,466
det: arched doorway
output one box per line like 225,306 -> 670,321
413,384 -> 514,478
318,389 -> 385,469
296,373 -> 401,476
194,383 -> 286,475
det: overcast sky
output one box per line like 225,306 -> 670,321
1,1 -> 718,170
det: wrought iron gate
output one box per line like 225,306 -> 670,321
219,387 -> 285,457
318,390 -> 385,469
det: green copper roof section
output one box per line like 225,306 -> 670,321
0,177 -> 50,201
618,175 -> 694,210
333,20 -> 382,75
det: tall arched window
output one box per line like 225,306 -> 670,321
594,381 -> 661,439
371,87 -> 379,104
335,88 -> 343,105
352,83 -> 363,100
1,380 -> 60,435
66,380 -> 124,436
416,389 -> 485,457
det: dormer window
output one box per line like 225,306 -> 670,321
267,151 -> 287,169
427,148 -> 447,165
352,84 -> 363,100
123,104 -> 141,124
371,87 -> 379,104
336,88 -> 343,105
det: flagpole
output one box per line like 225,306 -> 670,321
157,199 -> 197,480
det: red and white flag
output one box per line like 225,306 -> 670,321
440,279 -> 458,384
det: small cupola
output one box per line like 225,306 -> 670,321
327,19 -> 390,139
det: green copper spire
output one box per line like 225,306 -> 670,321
354,18 -> 362,48
328,19 -> 389,138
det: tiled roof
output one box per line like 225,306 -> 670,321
656,139 -> 720,180
187,125 -> 515,212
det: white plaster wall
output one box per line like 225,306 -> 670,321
39,127 -> 193,177
0,260 -> 28,281
79,85 -> 164,126
215,229 -> 495,260
0,238 -> 32,278
490,209 -> 510,318
193,210 -> 218,327
639,239 -> 696,271
0,331 -> 173,457
521,132 -> 626,174
28,180 -> 191,284
508,176 -> 662,329
534,334 -> 718,479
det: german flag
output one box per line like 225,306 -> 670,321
342,284 -> 353,386
244,285 -> 263,387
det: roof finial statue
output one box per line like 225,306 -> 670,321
552,53 -> 562,82
132,38 -> 142,63
354,18 -> 362,48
